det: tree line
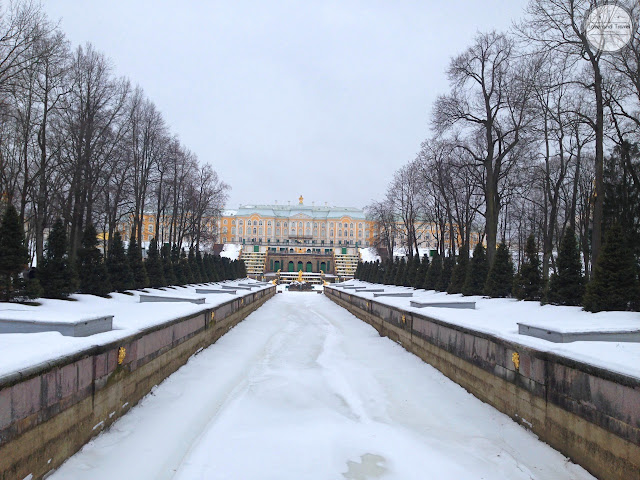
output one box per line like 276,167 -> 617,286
366,0 -> 640,312
0,1 -> 229,270
0,203 -> 246,301
356,221 -> 638,312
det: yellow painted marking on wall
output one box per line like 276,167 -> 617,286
512,352 -> 520,370
117,347 -> 126,365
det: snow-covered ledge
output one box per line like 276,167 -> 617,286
0,282 -> 275,480
325,283 -> 640,480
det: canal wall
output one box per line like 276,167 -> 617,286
0,286 -> 275,480
325,286 -> 640,480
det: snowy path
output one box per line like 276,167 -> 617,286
50,293 -> 594,480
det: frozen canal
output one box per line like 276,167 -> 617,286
51,292 -> 594,480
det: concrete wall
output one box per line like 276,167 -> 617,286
325,287 -> 640,480
0,287 -> 275,480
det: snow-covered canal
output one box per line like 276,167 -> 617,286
51,292 -> 593,480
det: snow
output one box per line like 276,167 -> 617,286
358,247 -> 380,263
49,293 -> 594,480
0,281 -> 269,378
332,281 -> 640,380
220,243 -> 242,260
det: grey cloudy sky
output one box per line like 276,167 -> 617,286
44,0 -> 527,210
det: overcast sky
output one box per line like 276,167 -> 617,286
43,1 -> 527,210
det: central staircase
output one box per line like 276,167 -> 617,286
239,250 -> 267,276
334,251 -> 359,279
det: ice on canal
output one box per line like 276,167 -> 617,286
50,292 -> 594,480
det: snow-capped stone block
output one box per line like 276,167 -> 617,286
195,288 -> 237,294
139,294 -> 206,305
410,301 -> 476,309
518,323 -> 640,343
0,312 -> 113,337
223,285 -> 253,290
354,288 -> 385,293
373,292 -> 413,297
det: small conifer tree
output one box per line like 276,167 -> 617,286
77,224 -> 111,296
179,249 -> 193,284
39,219 -> 78,299
394,257 -> 406,286
413,254 -> 429,289
145,238 -> 166,288
583,224 -> 640,312
462,243 -> 488,296
447,245 -> 469,294
0,204 -> 30,301
484,242 -> 514,298
437,254 -> 455,291
196,250 -> 207,283
107,231 -> 134,292
424,253 -> 442,290
547,227 -> 584,306
513,234 -> 542,301
188,247 -> 201,283
161,243 -> 177,286
128,232 -> 148,289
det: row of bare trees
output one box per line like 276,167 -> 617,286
0,1 -> 229,266
368,0 -> 640,283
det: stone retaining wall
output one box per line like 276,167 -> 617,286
325,286 -> 640,480
0,286 -> 275,480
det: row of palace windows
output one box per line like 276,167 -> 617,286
222,219 -> 365,229
222,226 -> 367,237
227,238 -> 359,246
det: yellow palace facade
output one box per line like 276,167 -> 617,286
218,196 -> 375,248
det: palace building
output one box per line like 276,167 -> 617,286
217,196 -> 371,280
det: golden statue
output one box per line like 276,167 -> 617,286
297,269 -> 304,282
299,195 -> 304,205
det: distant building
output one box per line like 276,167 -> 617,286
217,195 -> 374,248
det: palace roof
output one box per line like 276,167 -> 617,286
225,204 -> 367,220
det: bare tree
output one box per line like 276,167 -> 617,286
520,0 -> 611,273
433,31 -> 533,265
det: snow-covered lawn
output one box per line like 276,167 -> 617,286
0,281 -> 269,378
332,281 -> 640,380
49,292 -> 593,480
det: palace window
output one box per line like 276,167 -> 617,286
223,219 -> 227,224
223,227 -> 228,233
232,220 -> 236,225
330,230 -> 334,236
306,222 -> 310,228
253,228 -> 257,234
350,223 -> 353,228
259,221 -> 263,226
148,224 -> 153,233
284,222 -> 287,227
298,222 -> 302,228
267,227 -> 272,235
276,228 -> 280,235
239,220 -> 243,225
338,230 -> 342,237
267,221 -> 272,226
232,227 -> 236,234
344,223 -> 348,228
259,227 -> 263,235
276,222 -> 280,226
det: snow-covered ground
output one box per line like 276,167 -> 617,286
0,281 -> 268,378
220,243 -> 242,260
332,281 -> 640,380
50,293 -> 593,480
